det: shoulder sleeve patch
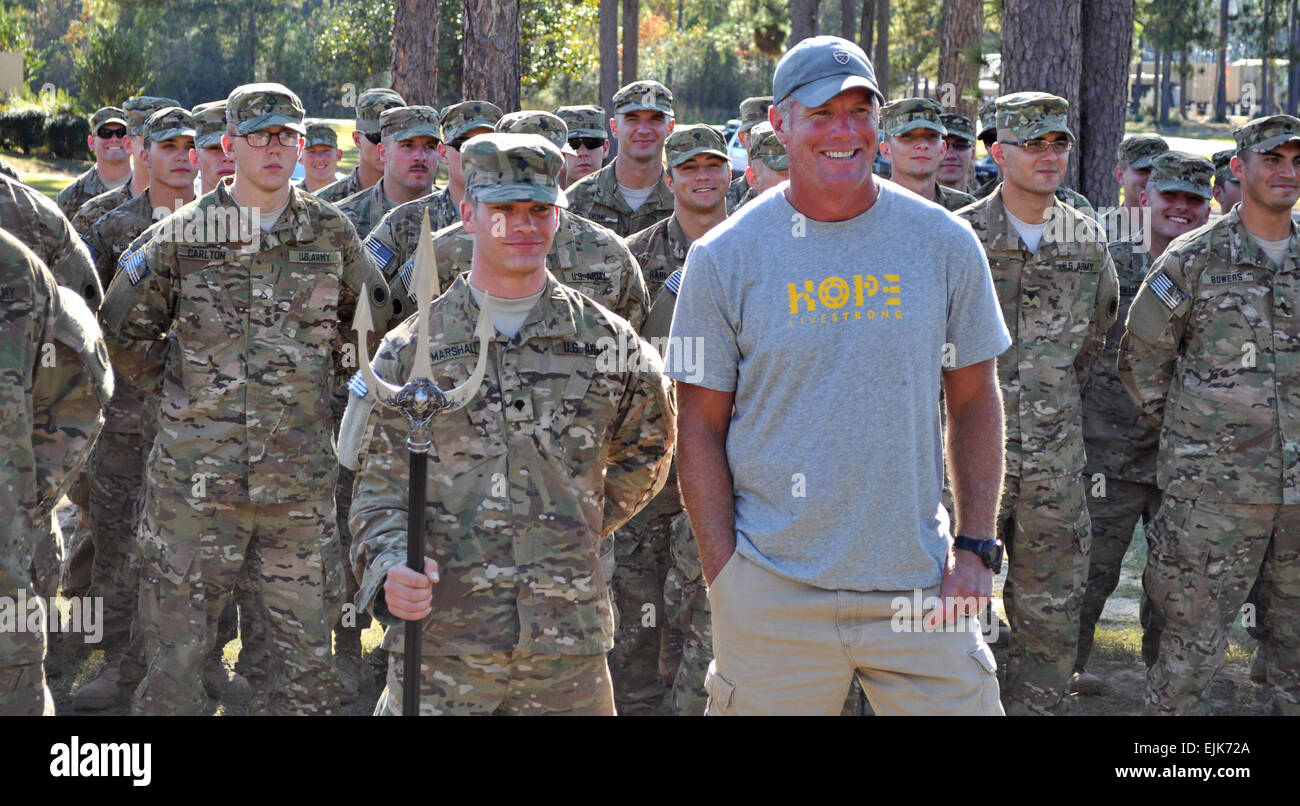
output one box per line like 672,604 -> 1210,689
119,249 -> 150,286
1149,270 -> 1189,310
365,236 -> 395,269
664,269 -> 683,295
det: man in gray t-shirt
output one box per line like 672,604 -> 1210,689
666,35 -> 1011,716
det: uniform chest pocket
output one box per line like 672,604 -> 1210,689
1188,285 -> 1264,376
525,355 -> 622,467
284,269 -> 340,348
1021,262 -> 1097,346
177,260 -> 244,388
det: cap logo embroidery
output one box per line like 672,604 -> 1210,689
833,49 -> 851,65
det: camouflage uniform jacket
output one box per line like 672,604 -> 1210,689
638,271 -> 685,522
1119,208 -> 1300,505
83,189 -> 171,436
395,210 -> 650,331
56,167 -> 123,219
316,167 -> 365,204
625,214 -> 694,302
98,181 -> 394,505
564,157 -> 675,237
973,178 -> 1098,221
336,180 -> 400,240
0,175 -> 102,306
361,187 -> 460,292
730,185 -> 758,212
725,176 -> 748,213
1082,236 -> 1158,484
958,186 -> 1119,480
1,231 -> 110,665
934,181 -> 976,212
71,183 -> 135,239
350,273 -> 676,656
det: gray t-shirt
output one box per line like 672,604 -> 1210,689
666,180 -> 1010,591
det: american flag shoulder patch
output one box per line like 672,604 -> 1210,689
119,249 -> 149,286
365,237 -> 395,268
347,370 -> 368,399
398,257 -> 417,302
1149,270 -> 1187,311
664,269 -> 683,295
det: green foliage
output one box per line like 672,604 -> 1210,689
44,112 -> 91,159
73,21 -> 154,109
0,4 -> 46,92
521,0 -> 600,93
313,0 -> 395,88
0,108 -> 45,154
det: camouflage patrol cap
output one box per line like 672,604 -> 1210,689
880,97 -> 946,138
977,100 -> 998,140
940,113 -> 976,143
123,96 -> 182,136
1147,150 -> 1213,200
225,83 -> 306,135
380,105 -> 441,142
664,124 -> 728,168
441,101 -> 505,144
497,110 -> 570,152
554,105 -> 606,139
995,92 -> 1073,141
747,122 -> 788,170
191,101 -> 227,148
738,96 -> 773,132
612,80 -> 674,116
143,107 -> 196,144
355,88 -> 406,135
90,106 -> 127,132
304,119 -> 338,149
1212,148 -> 1239,186
1235,114 -> 1300,154
461,132 -> 567,207
1117,133 -> 1168,169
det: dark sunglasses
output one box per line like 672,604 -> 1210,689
944,137 -> 974,151
97,127 -> 128,140
364,132 -> 382,145
446,137 -> 472,151
568,136 -> 605,151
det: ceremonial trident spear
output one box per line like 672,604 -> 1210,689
348,210 -> 493,716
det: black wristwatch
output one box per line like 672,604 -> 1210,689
953,536 -> 1003,574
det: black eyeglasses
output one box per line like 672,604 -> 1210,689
568,137 -> 605,151
244,130 -> 302,147
446,137 -> 472,151
998,138 -> 1073,154
97,127 -> 128,139
364,132 -> 382,145
944,138 -> 974,151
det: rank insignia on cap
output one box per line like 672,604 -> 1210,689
120,249 -> 149,286
1150,270 -> 1188,311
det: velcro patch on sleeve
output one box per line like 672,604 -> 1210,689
365,237 -> 395,268
1149,270 -> 1188,311
119,249 -> 150,286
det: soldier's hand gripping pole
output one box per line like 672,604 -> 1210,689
352,210 -> 492,715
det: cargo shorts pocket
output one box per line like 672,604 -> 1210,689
703,660 -> 736,716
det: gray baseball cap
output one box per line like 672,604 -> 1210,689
773,36 -> 883,109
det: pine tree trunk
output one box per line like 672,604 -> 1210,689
1160,49 -> 1172,124
1215,0 -> 1228,121
599,0 -> 618,115
462,0 -> 521,111
621,0 -> 639,85
1289,0 -> 1300,115
791,0 -> 821,45
1078,0 -> 1134,208
875,0 -> 890,97
392,0 -> 439,106
1001,0 -> 1083,188
842,0 -> 856,39
938,0 -> 983,119
860,0 -> 875,54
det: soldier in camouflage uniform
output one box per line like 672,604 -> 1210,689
70,108 -> 205,710
1119,115 -> 1300,716
610,125 -> 728,714
345,133 -> 675,715
98,83 -> 394,716
729,122 -> 788,213
972,99 -> 1097,220
70,96 -> 179,238
1114,134 -> 1168,223
879,98 -> 976,212
0,230 -> 112,716
363,101 -> 504,304
566,81 -> 676,237
298,120 -> 345,193
336,106 -> 440,239
725,96 -> 772,212
1212,148 -> 1243,217
316,88 -> 405,203
191,101 -> 236,195
554,105 -> 610,188
938,112 -> 977,193
56,106 -> 132,219
1073,151 -> 1214,696
958,92 -> 1119,715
